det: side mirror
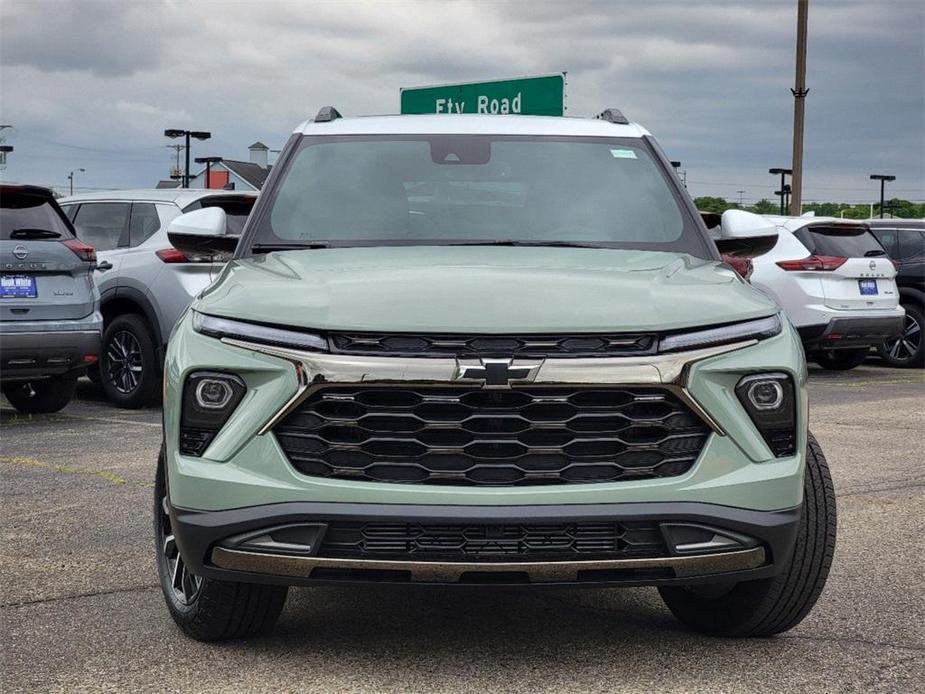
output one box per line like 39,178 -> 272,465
714,210 -> 779,258
166,207 -> 238,259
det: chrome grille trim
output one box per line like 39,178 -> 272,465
221,337 -> 755,437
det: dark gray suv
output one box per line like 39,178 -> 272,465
1,185 -> 102,413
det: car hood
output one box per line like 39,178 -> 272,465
196,246 -> 777,333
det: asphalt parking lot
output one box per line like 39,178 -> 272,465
1,364 -> 923,693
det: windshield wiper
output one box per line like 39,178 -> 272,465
10,228 -> 62,239
250,242 -> 332,254
442,240 -> 609,249
864,249 -> 887,257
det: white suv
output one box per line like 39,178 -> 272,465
749,215 -> 903,370
59,189 -> 256,407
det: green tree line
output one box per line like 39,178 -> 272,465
693,196 -> 925,219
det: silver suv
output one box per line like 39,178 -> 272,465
1,184 -> 102,413
59,189 -> 256,408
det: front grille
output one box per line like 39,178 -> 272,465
320,520 -> 667,561
328,332 -> 656,357
274,386 -> 710,486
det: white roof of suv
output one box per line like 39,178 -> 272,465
294,114 -> 652,138
59,188 -> 256,207
763,215 -> 868,233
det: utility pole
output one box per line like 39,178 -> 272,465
737,190 -> 746,206
164,129 -> 211,187
790,0 -> 810,216
166,144 -> 184,178
870,174 -> 895,218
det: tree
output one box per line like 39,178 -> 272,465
878,198 -> 925,219
748,199 -> 777,214
693,196 -> 735,214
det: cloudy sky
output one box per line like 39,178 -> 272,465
1,0 -> 922,204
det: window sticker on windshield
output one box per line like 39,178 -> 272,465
610,149 -> 637,159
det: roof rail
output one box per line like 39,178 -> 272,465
596,108 -> 629,125
314,106 -> 342,123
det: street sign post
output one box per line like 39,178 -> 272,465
401,74 -> 566,116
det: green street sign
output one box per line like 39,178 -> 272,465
401,74 -> 566,117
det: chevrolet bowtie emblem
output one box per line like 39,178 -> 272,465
454,358 -> 542,388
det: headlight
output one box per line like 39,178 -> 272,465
659,315 -> 781,353
180,371 -> 246,456
735,372 -> 796,457
193,311 -> 327,352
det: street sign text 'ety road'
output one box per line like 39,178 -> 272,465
401,74 -> 566,117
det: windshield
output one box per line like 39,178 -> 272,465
795,225 -> 886,258
245,135 -> 707,255
1,188 -> 74,240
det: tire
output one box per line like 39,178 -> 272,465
154,446 -> 288,641
814,347 -> 869,371
659,432 -> 837,637
100,314 -> 160,409
878,303 -> 924,368
2,375 -> 77,414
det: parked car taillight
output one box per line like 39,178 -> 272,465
156,247 -> 189,263
775,255 -> 847,271
156,247 -> 213,264
721,254 -> 753,281
62,238 -> 97,262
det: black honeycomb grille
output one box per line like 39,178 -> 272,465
274,386 -> 709,486
328,332 -> 656,357
319,520 -> 667,561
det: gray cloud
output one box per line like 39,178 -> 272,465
0,0 -> 921,204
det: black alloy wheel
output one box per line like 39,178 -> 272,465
107,329 -> 143,394
879,303 -> 924,368
100,314 -> 160,408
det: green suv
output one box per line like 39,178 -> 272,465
156,108 -> 836,641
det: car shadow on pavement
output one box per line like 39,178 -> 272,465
241,584 -> 705,650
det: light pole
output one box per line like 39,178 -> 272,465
194,156 -> 223,189
769,168 -> 792,215
0,145 -> 12,171
670,160 -> 687,187
869,174 -> 895,218
68,168 -> 85,195
164,129 -> 211,187
0,125 -> 13,171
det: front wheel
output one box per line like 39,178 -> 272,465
2,375 -> 77,414
154,447 -> 288,641
814,347 -> 869,371
659,432 -> 837,637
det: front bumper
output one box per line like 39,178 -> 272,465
798,314 -> 904,351
0,314 -> 102,380
172,499 -> 800,587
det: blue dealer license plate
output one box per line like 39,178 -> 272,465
1,274 -> 37,298
858,279 -> 878,296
